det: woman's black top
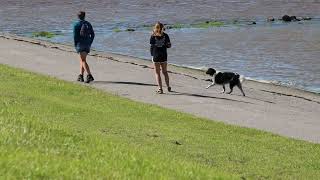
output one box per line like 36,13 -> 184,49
150,33 -> 171,62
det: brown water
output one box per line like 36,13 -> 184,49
1,0 -> 320,92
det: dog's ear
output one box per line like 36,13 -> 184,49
205,68 -> 212,75
206,68 -> 216,76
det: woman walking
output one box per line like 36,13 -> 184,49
150,22 -> 172,94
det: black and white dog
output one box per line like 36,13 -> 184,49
205,68 -> 245,96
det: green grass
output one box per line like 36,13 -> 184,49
31,31 -> 60,38
1,64 -> 320,179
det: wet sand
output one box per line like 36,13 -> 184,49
1,33 -> 319,143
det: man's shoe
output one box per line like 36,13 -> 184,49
85,74 -> 94,83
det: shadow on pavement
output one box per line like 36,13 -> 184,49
94,81 -> 157,87
168,91 -> 254,104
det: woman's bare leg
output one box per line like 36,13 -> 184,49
154,62 -> 162,90
160,62 -> 170,88
79,60 -> 85,75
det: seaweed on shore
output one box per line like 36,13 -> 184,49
192,21 -> 225,28
113,28 -> 122,33
113,28 -> 136,32
146,20 -> 225,30
113,15 -> 315,32
32,31 -> 60,38
166,23 -> 187,29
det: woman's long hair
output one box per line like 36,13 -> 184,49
153,22 -> 164,36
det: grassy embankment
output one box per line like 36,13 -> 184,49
0,64 -> 319,179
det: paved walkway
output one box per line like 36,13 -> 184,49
1,35 -> 320,143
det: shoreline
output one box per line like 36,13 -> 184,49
1,32 -> 319,98
5,15 -> 320,94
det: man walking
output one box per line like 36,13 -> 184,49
73,11 -> 95,83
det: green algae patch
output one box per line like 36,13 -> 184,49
32,31 -> 60,38
192,21 -> 225,28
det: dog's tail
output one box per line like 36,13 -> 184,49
240,75 -> 245,83
236,73 -> 245,83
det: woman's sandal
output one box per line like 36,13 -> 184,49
156,88 -> 163,94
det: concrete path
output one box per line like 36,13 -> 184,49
1,34 -> 319,143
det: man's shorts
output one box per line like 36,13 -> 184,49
75,44 -> 91,54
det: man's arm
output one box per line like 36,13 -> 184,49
89,23 -> 95,44
73,23 -> 79,46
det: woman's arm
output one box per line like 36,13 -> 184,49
150,35 -> 155,45
150,35 -> 155,56
165,34 -> 171,48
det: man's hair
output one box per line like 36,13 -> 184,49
78,11 -> 86,20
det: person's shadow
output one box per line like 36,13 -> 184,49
94,81 -> 157,87
94,81 -> 254,104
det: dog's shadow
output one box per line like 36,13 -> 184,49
232,94 -> 275,104
168,91 -> 253,104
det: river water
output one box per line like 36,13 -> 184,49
1,0 -> 320,93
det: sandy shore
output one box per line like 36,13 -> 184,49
1,33 -> 319,143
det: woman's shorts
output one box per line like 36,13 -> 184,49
76,46 -> 90,54
152,56 -> 167,63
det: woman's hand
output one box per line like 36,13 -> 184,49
166,42 -> 171,48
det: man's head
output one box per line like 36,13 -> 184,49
78,11 -> 86,20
